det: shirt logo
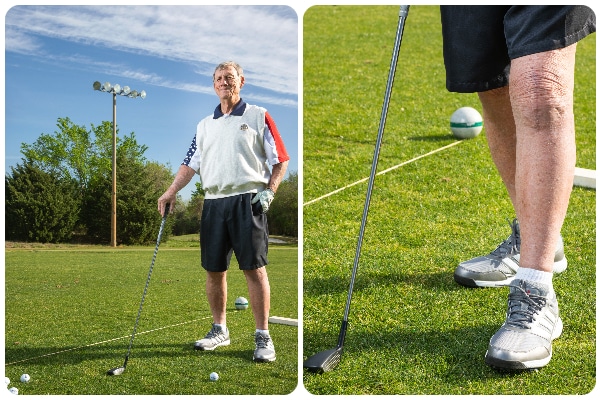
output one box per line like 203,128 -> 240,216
240,124 -> 249,130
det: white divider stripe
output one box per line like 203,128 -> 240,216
5,315 -> 213,366
304,141 -> 463,206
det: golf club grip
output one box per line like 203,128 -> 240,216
157,203 -> 169,243
341,4 -> 409,327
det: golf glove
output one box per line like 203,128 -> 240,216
252,188 -> 275,214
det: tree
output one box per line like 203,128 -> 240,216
21,117 -> 102,187
268,171 -> 298,236
172,182 -> 203,236
15,117 -> 173,244
5,164 -> 80,243
79,148 -> 173,245
117,160 -> 175,245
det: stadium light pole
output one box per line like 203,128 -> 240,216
93,81 -> 146,247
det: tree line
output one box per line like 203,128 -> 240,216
5,117 -> 298,245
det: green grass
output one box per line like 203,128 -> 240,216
4,241 -> 298,395
303,5 -> 595,395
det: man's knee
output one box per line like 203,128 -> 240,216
509,50 -> 575,131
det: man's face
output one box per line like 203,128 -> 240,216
213,66 -> 244,100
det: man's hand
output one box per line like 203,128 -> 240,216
251,188 -> 275,213
158,192 -> 176,217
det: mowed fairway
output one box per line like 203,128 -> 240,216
4,241 -> 298,395
303,5 -> 595,395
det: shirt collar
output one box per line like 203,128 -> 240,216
213,99 -> 246,119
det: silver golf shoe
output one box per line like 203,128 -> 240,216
485,279 -> 562,370
454,219 -> 567,288
253,332 -> 276,362
194,324 -> 230,351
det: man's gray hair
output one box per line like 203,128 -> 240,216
213,61 -> 244,78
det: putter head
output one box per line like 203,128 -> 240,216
303,346 -> 343,373
107,366 -> 125,376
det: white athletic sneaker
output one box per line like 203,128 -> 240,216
485,279 -> 563,370
454,219 -> 568,288
194,324 -> 230,351
253,332 -> 276,362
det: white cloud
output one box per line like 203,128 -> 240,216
5,5 -> 298,96
4,29 -> 43,54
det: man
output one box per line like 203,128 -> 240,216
440,6 -> 595,370
158,61 -> 290,362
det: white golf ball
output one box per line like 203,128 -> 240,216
209,372 -> 219,381
450,106 -> 483,139
20,374 -> 30,383
234,296 -> 249,310
9,387 -> 19,395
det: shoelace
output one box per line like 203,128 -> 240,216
490,218 -> 521,259
505,284 -> 546,330
255,334 -> 273,349
207,326 -> 224,339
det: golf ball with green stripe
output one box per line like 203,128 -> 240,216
450,107 -> 483,139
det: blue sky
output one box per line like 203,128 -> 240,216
4,4 -> 300,201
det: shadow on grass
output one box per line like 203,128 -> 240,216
304,269 -> 462,297
302,322 -> 539,395
303,269 -> 533,387
5,341 -> 256,369
407,134 -> 455,142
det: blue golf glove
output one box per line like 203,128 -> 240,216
251,188 -> 275,213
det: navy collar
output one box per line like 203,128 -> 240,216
213,99 -> 246,119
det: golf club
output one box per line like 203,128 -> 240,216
107,203 -> 170,376
303,5 -> 410,373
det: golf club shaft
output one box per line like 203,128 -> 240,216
338,5 -> 410,347
122,204 -> 169,369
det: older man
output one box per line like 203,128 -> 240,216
158,61 -> 290,362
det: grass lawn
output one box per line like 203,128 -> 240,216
4,238 -> 298,395
303,5 -> 595,395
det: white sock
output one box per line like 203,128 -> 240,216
515,267 -> 553,290
256,329 -> 269,336
215,323 -> 227,332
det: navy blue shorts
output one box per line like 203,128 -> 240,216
440,6 -> 596,93
200,193 -> 268,272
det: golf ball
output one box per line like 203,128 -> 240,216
450,106 -> 483,139
209,372 -> 219,381
20,374 -> 30,383
9,387 -> 19,395
234,296 -> 249,310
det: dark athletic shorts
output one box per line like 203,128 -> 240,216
200,193 -> 268,272
440,6 -> 596,93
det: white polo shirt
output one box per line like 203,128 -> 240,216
182,100 -> 289,199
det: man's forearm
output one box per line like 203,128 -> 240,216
268,161 -> 288,193
167,165 -> 196,195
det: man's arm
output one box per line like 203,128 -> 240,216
157,165 -> 196,216
267,160 -> 289,194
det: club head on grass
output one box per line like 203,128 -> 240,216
303,346 -> 343,373
107,366 -> 125,376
